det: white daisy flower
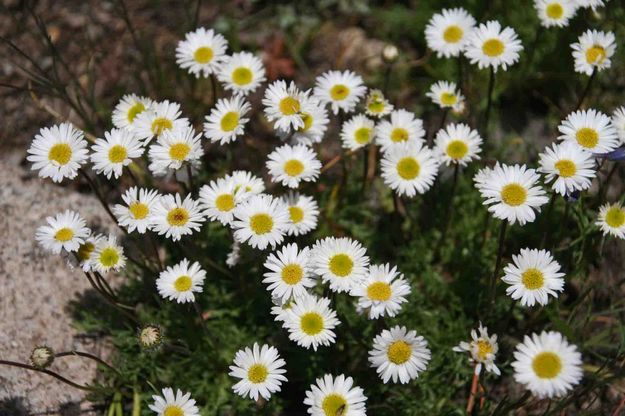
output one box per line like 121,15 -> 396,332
434,123 -> 483,166
229,343 -> 287,401
304,374 -> 367,416
232,194 -> 289,250
381,141 -> 440,197
217,51 -> 266,96
270,296 -> 294,328
611,106 -> 625,144
175,27 -> 228,78
156,258 -> 206,303
75,234 -> 104,272
27,123 -> 89,183
266,144 -> 322,189
340,114 -> 376,151
285,294 -> 340,351
151,194 -> 206,241
350,263 -> 411,319
228,170 -> 266,196
473,165 -> 495,193
313,70 -> 367,115
571,29 -> 616,76
113,187 -> 160,234
464,20 -> 523,72
91,234 -> 126,273
263,243 -> 315,304
502,248 -> 565,307
364,89 -> 393,118
282,192 -> 319,236
226,240 -> 241,268
369,326 -> 431,384
475,163 -> 549,225
149,387 -> 200,416
198,177 -> 245,226
596,202 -> 625,239
425,8 -> 476,58
148,125 -> 204,176
558,109 -> 619,154
133,100 -> 189,143
263,80 -> 309,132
112,94 -> 153,131
534,0 -> 578,28
278,96 -> 329,146
376,109 -> 426,152
538,141 -> 596,196
576,0 -> 606,10
90,128 -> 144,179
35,210 -> 90,254
425,80 -> 465,110
311,237 -> 370,293
453,323 -> 500,375
203,96 -> 251,145
512,331 -> 583,398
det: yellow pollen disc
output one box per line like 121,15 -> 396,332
169,143 -> 191,161
482,38 -> 505,57
330,84 -> 350,101
521,268 -> 545,290
247,363 -> 269,383
367,281 -> 392,301
281,264 -> 304,285
48,143 -> 72,165
232,67 -> 253,86
546,3 -> 564,19
328,254 -> 354,277
586,45 -> 606,65
354,127 -> 371,145
396,157 -> 420,180
279,96 -> 301,115
215,194 -> 235,212
476,340 -> 493,360
284,159 -> 305,177
129,202 -> 149,219
174,275 -> 192,292
220,111 -> 240,132
193,46 -> 214,64
387,340 -> 412,364
532,351 -> 562,379
322,394 -> 348,416
605,206 -> 625,228
297,112 -> 314,132
151,117 -> 173,135
99,247 -> 120,268
390,127 -> 409,143
443,25 -> 464,43
446,140 -> 469,160
575,127 -> 599,149
77,242 -> 94,261
108,145 -> 127,164
127,102 -> 145,123
300,312 -> 324,335
54,227 -> 74,242
249,213 -> 273,234
367,100 -> 385,114
163,405 -> 184,416
440,92 -> 457,106
289,206 -> 304,223
167,207 -> 189,226
501,183 -> 527,207
554,159 -> 576,178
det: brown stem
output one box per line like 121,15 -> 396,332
55,351 -> 119,374
466,365 -> 480,413
0,360 -> 100,391
320,149 -> 357,174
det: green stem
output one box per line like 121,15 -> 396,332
483,67 -> 496,133
55,351 -> 120,374
489,219 -> 508,304
575,68 -> 596,111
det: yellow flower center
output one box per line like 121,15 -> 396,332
554,159 -> 576,178
99,247 -> 120,268
443,25 -> 464,43
108,145 -> 127,164
297,112 -> 314,132
300,312 -> 324,335
279,96 -> 301,115
330,84 -> 350,101
354,127 -> 371,145
289,206 -> 304,223
250,213 -> 273,234
322,394 -> 347,416
367,100 -> 385,114
163,405 -> 184,416
127,102 -> 145,123
54,227 -> 74,242
532,351 -> 562,379
501,183 -> 527,207
77,241 -> 95,261
129,202 -> 149,219
281,264 -> 304,285
440,92 -> 457,106
521,268 -> 545,290
387,340 -> 412,364
390,127 -> 409,143
284,159 -> 305,177
586,45 -> 607,65
215,194 -> 235,212
48,143 -> 72,165
446,140 -> 469,160
194,46 -> 214,64
247,363 -> 269,384
220,111 -> 239,132
174,275 -> 192,292
482,38 -> 505,57
232,67 -> 253,85
546,2 -> 564,19
367,281 -> 392,301
167,207 -> 189,226
605,206 -> 625,228
169,143 -> 191,161
575,127 -> 599,149
396,157 -> 420,180
476,340 -> 493,360
151,117 -> 173,135
328,254 -> 353,277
